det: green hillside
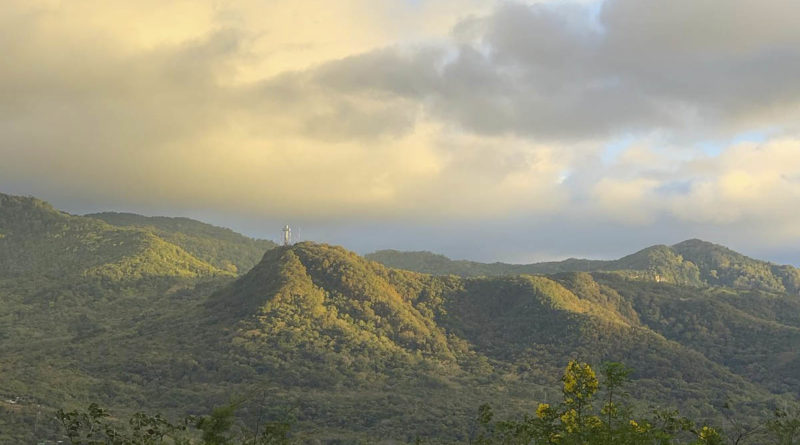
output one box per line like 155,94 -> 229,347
0,194 -> 240,442
204,243 -> 787,438
672,239 -> 800,294
367,240 -> 800,293
603,275 -> 800,394
364,249 -> 607,277
0,194 -> 227,282
1,193 -> 799,443
88,212 -> 277,274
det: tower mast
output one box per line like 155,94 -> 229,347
282,225 -> 292,246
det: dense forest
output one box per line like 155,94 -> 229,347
44,361 -> 800,444
366,243 -> 800,294
1,192 -> 799,443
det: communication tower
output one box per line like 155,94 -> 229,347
282,225 -> 292,246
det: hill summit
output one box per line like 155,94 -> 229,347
0,192 -> 275,282
368,239 -> 800,294
0,193 -> 223,281
205,242 -> 788,425
87,212 -> 276,274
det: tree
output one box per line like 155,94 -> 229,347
600,362 -> 632,444
196,404 -> 238,445
472,360 -> 728,445
766,408 -> 800,445
56,403 -> 118,445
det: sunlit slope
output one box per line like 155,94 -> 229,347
592,274 -> 800,394
672,239 -> 800,294
438,272 -> 774,413
211,243 -> 776,418
208,242 -> 466,379
88,212 -> 277,274
368,239 -> 800,293
0,193 -> 238,442
0,194 -> 228,281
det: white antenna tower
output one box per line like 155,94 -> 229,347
282,225 -> 292,246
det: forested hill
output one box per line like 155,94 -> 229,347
367,240 -> 800,294
365,249 -> 608,277
0,193 -> 226,281
0,193 -> 276,282
88,212 -> 277,274
203,242 -> 798,437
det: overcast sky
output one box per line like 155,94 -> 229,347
2,0 -> 800,264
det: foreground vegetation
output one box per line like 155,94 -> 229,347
53,361 -> 800,444
55,402 -> 293,445
474,361 -> 800,445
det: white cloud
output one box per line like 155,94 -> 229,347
671,139 -> 800,227
590,177 -> 660,224
582,138 -> 800,240
2,0 -> 800,253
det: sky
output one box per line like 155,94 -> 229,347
2,0 -> 800,264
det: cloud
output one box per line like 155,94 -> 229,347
671,139 -> 800,229
2,0 -> 800,256
581,138 -> 800,243
590,177 -> 660,224
303,0 -> 800,140
0,0 -> 574,221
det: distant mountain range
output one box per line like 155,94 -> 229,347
1,192 -> 798,443
367,240 -> 800,294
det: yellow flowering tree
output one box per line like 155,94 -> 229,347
473,360 -> 730,445
560,360 -> 601,442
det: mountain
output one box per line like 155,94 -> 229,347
204,243 -> 787,438
0,193 -> 277,283
367,240 -> 800,294
88,212 -> 277,274
672,239 -> 800,294
597,274 -> 800,394
1,192 -> 799,442
0,194 -> 228,282
364,249 -> 607,277
0,193 -> 242,441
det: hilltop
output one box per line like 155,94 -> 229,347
0,194 -> 226,282
368,240 -> 800,294
88,212 -> 277,274
0,193 -> 276,282
203,242 -> 794,438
